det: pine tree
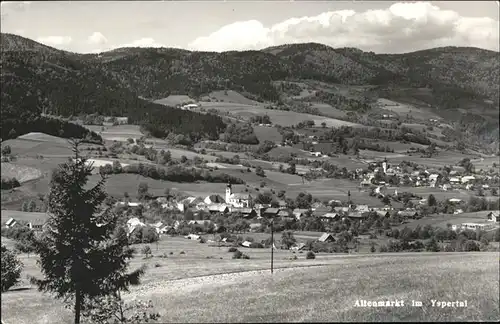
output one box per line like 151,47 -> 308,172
30,139 -> 145,324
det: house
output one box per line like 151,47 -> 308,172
312,206 -> 331,217
454,209 -> 464,215
204,194 -> 225,205
261,208 -> 280,218
293,208 -> 309,220
277,209 -> 293,219
355,205 -> 370,213
151,221 -> 164,233
487,211 -> 499,222
333,206 -> 350,213
346,211 -> 367,220
318,233 -> 335,243
319,212 -> 339,221
5,217 -> 18,228
461,176 -> 476,184
249,223 -> 262,232
28,219 -> 47,231
240,241 -> 252,248
449,177 -> 461,184
233,208 -> 257,218
397,210 -> 419,219
290,243 -> 306,251
277,200 -> 288,209
207,204 -> 229,214
375,210 -> 390,218
448,198 -> 463,204
126,217 -> 145,235
225,184 -> 253,208
184,234 -> 200,240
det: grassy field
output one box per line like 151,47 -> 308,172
395,211 -> 498,230
253,126 -> 283,143
201,90 -> 264,106
1,235 -> 498,324
154,95 -> 196,106
1,163 -> 43,183
202,101 -> 362,128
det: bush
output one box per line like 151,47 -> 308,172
242,253 -> 250,259
228,247 -> 238,253
306,251 -> 316,259
180,251 -> 185,255
199,238 -> 206,244
232,250 -> 243,259
141,245 -> 152,258
463,240 -> 480,252
379,245 -> 388,253
1,245 -> 23,292
249,242 -> 264,248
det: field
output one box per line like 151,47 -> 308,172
1,163 -> 42,183
200,101 -> 362,128
395,211 -> 498,230
253,125 -> 283,143
1,234 -> 498,323
154,95 -> 196,106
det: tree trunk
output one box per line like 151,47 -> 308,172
74,286 -> 81,324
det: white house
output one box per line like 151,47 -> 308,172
461,176 -> 475,184
225,183 -> 253,208
126,217 -> 145,235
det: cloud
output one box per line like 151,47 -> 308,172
188,2 -> 500,53
117,38 -> 165,48
36,36 -> 72,47
87,32 -> 108,45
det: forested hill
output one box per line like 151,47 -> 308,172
1,33 -> 498,143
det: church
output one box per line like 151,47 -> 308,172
225,183 -> 253,208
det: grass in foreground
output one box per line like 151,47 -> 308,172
1,237 -> 498,324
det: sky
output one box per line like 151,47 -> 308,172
1,1 -> 499,54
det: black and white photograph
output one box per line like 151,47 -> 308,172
1,0 -> 499,323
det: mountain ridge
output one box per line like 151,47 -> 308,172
1,33 -> 498,151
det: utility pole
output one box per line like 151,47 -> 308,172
270,218 -> 274,274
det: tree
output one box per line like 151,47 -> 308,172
81,295 -> 160,324
425,238 -> 440,252
1,145 -> 12,155
137,182 -> 149,200
370,243 -> 376,253
255,192 -> 273,205
281,231 -> 296,249
428,194 -> 437,207
255,166 -> 266,177
30,140 -> 145,324
141,245 -> 152,258
1,245 -> 23,292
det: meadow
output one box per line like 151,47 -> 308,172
1,234 -> 498,323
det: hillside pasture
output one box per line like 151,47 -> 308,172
154,95 -> 196,107
309,102 -> 349,119
1,138 -> 72,157
202,90 -> 264,106
2,243 -> 497,323
96,124 -> 144,142
203,102 -> 362,128
253,125 -> 283,143
1,163 -> 43,183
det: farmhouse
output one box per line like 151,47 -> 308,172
319,212 -> 339,221
397,210 -> 419,219
233,208 -> 257,218
487,211 -> 499,222
126,217 -> 145,235
293,208 -> 309,219
225,183 -> 253,208
5,217 -> 18,228
318,233 -> 335,243
261,208 -> 280,218
207,204 -> 229,214
28,219 -> 47,231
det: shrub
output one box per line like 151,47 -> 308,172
306,251 -> 316,259
154,263 -> 162,268
180,251 -> 185,254
232,250 -> 243,259
141,245 -> 152,258
169,252 -> 173,255
463,240 -> 480,252
228,247 -> 238,253
443,244 -> 455,252
249,242 -> 264,248
379,245 -> 388,252
242,253 -> 250,259
1,245 -> 23,292
199,238 -> 206,244
370,244 -> 376,253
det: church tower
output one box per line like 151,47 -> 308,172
225,183 -> 232,203
382,158 -> 388,174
